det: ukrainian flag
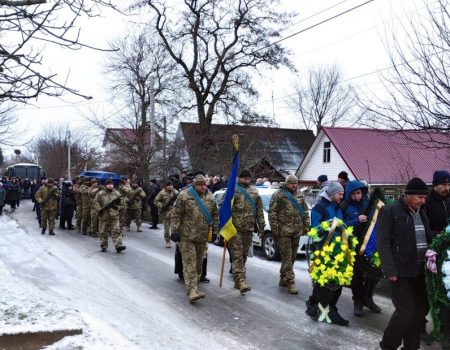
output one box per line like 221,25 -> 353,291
219,139 -> 239,241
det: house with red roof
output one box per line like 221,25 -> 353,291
296,127 -> 450,198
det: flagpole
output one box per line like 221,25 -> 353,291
219,240 -> 228,288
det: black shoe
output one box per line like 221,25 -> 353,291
101,247 -> 107,252
305,300 -> 319,321
116,245 -> 126,253
354,301 -> 364,317
149,226 -> 158,230
68,226 -> 75,230
229,267 -> 233,275
49,230 -> 55,235
329,308 -> 349,326
60,226 -> 66,230
364,298 -> 381,313
41,228 -> 46,235
200,276 -> 210,283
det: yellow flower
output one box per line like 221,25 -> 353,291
335,236 -> 341,243
314,258 -> 321,265
352,238 -> 359,247
321,221 -> 330,230
341,244 -> 348,251
324,255 -> 331,264
320,251 -> 326,257
307,227 -> 318,238
347,226 -> 354,236
314,250 -> 321,257
336,218 -> 344,226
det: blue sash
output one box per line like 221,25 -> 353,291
280,189 -> 305,216
188,186 -> 212,225
236,184 -> 256,219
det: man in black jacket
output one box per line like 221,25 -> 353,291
377,178 -> 433,350
425,170 -> 450,236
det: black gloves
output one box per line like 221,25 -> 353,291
170,233 -> 180,242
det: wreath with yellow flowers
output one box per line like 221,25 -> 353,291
307,218 -> 358,288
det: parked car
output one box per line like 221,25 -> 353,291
214,186 -> 312,261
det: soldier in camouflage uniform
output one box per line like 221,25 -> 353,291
126,180 -> 146,232
80,178 -> 92,235
171,174 -> 218,303
89,179 -> 102,236
35,178 -> 61,235
154,180 -> 178,248
229,169 -> 265,294
117,178 -> 130,232
94,179 -> 126,253
73,178 -> 83,232
269,174 -> 310,294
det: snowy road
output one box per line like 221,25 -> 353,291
0,201 -> 441,349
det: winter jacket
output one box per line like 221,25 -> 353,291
425,190 -> 450,236
127,187 -> 146,210
341,180 -> 369,230
0,187 -> 6,206
154,188 -> 178,220
269,185 -> 310,238
232,183 -> 265,233
6,182 -> 21,202
35,185 -> 61,210
60,187 -> 76,217
171,187 -> 218,243
310,192 -> 343,250
376,198 -> 433,278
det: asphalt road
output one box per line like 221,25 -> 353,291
1,200 -> 442,350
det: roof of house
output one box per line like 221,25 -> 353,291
178,122 -> 315,175
321,127 -> 450,184
103,128 -> 162,147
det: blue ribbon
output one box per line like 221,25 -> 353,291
188,186 -> 212,225
280,189 -> 305,216
236,184 -> 256,219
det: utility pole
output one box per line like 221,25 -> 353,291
67,130 -> 71,179
149,77 -> 155,151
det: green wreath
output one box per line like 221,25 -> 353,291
425,226 -> 450,342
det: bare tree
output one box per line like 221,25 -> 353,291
89,29 -> 180,180
286,64 -> 360,134
32,123 -> 100,178
135,0 -> 294,129
0,0 -> 119,102
362,0 -> 450,148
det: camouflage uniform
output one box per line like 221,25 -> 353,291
73,181 -> 83,231
80,181 -> 91,234
126,185 -> 146,231
154,187 -> 179,243
171,183 -> 218,300
268,184 -> 310,290
229,182 -> 264,291
94,187 -> 123,250
89,184 -> 102,236
117,182 -> 131,231
35,182 -> 61,234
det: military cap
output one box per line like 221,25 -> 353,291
285,175 -> 298,185
193,174 -> 207,185
239,169 -> 252,178
105,179 -> 114,185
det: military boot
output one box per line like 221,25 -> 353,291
287,279 -> 298,294
137,225 -> 142,232
41,228 -> 46,235
188,290 -> 202,303
49,229 -> 55,235
197,291 -> 205,299
279,277 -> 288,287
234,280 -> 251,294
165,240 -> 171,248
116,245 -> 126,253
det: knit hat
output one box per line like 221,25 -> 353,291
326,181 -> 344,196
432,170 -> 450,186
193,174 -> 207,185
239,169 -> 252,178
105,179 -> 114,185
285,175 -> 298,185
317,174 -> 328,183
404,177 -> 428,195
338,171 -> 349,182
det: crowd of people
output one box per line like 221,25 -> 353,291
1,167 -> 449,350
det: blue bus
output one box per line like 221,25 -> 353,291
79,170 -> 121,186
4,163 -> 45,180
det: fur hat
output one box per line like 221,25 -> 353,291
432,170 -> 450,186
285,175 -> 298,185
326,181 -> 344,196
405,178 -> 428,195
193,174 -> 207,185
317,174 -> 328,183
239,169 -> 252,178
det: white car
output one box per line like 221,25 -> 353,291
214,186 -> 312,261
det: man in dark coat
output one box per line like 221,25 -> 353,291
425,170 -> 450,236
147,179 -> 160,229
377,178 -> 434,350
6,178 -> 21,211
59,181 -> 76,229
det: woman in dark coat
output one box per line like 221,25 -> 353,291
59,182 -> 76,229
6,178 -> 21,211
0,183 -> 6,215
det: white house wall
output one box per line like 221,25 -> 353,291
297,133 -> 353,182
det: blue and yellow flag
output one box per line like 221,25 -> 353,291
219,135 -> 239,241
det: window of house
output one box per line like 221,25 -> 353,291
323,141 -> 331,163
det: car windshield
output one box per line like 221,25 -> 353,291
260,193 -> 272,212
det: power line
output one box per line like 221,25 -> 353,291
289,0 -> 351,27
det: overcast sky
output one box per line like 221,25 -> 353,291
9,0 -> 424,157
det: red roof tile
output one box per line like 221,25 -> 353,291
323,127 -> 450,184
